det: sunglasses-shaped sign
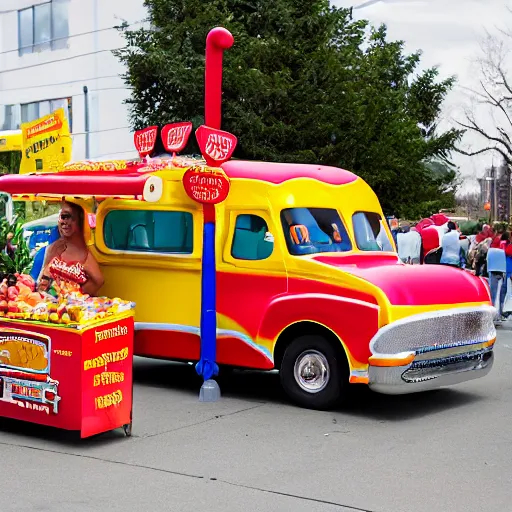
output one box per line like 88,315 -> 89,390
183,165 -> 230,205
195,125 -> 237,166
161,122 -> 193,154
134,126 -> 158,158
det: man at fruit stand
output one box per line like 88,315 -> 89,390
39,202 -> 104,296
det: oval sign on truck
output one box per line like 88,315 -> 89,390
161,122 -> 193,154
183,165 -> 230,204
195,125 -> 237,166
134,126 -> 158,158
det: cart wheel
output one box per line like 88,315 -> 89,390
123,423 -> 132,437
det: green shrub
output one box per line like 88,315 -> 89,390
0,217 -> 33,276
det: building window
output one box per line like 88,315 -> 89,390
281,207 -> 352,255
0,106 -> 18,131
51,0 -> 69,50
231,214 -> 274,260
34,2 -> 51,51
20,103 -> 39,125
103,210 -> 194,254
18,1 -> 69,56
18,8 -> 34,56
20,98 -> 73,132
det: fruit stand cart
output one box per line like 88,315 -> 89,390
0,311 -> 134,438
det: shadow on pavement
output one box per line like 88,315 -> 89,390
0,359 -> 486,444
0,416 -> 126,447
342,385 -> 484,421
133,358 -> 288,403
133,358 -> 485,421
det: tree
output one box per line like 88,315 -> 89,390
454,15 -> 512,224
115,0 -> 461,218
455,11 -> 512,166
0,151 -> 21,175
456,190 -> 480,213
400,160 -> 459,219
0,217 -> 33,276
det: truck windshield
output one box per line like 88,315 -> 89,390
281,208 -> 352,255
353,212 -> 394,251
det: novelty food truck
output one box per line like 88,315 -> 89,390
0,28 -> 496,411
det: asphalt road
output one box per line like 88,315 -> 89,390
2,330 -> 512,512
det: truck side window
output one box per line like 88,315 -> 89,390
231,214 -> 273,260
281,207 -> 352,255
353,212 -> 392,251
103,209 -> 193,254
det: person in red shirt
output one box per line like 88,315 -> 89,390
490,224 -> 506,248
419,225 -> 440,263
475,225 -> 494,244
431,213 -> 450,226
491,235 -> 503,248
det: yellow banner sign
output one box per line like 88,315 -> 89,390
0,131 -> 22,153
20,108 -> 72,174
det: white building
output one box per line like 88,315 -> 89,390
0,0 -> 147,162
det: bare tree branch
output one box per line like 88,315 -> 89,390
456,22 -> 512,169
456,145 -> 512,166
498,126 -> 512,145
456,117 -> 512,154
495,66 -> 512,98
479,81 -> 512,129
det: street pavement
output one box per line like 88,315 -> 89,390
2,330 -> 512,512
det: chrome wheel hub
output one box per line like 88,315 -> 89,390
294,350 -> 330,393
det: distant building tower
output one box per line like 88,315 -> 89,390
479,162 -> 512,223
497,161 -> 511,222
478,175 -> 492,205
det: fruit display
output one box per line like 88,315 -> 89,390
0,273 -> 134,327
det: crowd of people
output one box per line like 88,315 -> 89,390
467,224 -> 512,321
390,216 -> 468,268
391,216 -> 512,321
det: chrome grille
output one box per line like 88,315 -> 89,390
371,306 -> 496,355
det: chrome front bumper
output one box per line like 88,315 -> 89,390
367,306 -> 496,395
369,345 -> 494,394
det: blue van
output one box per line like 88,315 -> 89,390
22,214 -> 60,279
22,214 -> 59,256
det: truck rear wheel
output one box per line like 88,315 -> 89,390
280,335 -> 348,410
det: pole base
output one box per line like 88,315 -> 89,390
199,379 -> 221,402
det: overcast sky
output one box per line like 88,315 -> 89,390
333,0 -> 512,191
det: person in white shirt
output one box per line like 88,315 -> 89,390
397,224 -> 422,264
440,222 -> 462,267
376,221 -> 394,251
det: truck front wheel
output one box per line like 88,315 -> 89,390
280,335 -> 348,410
